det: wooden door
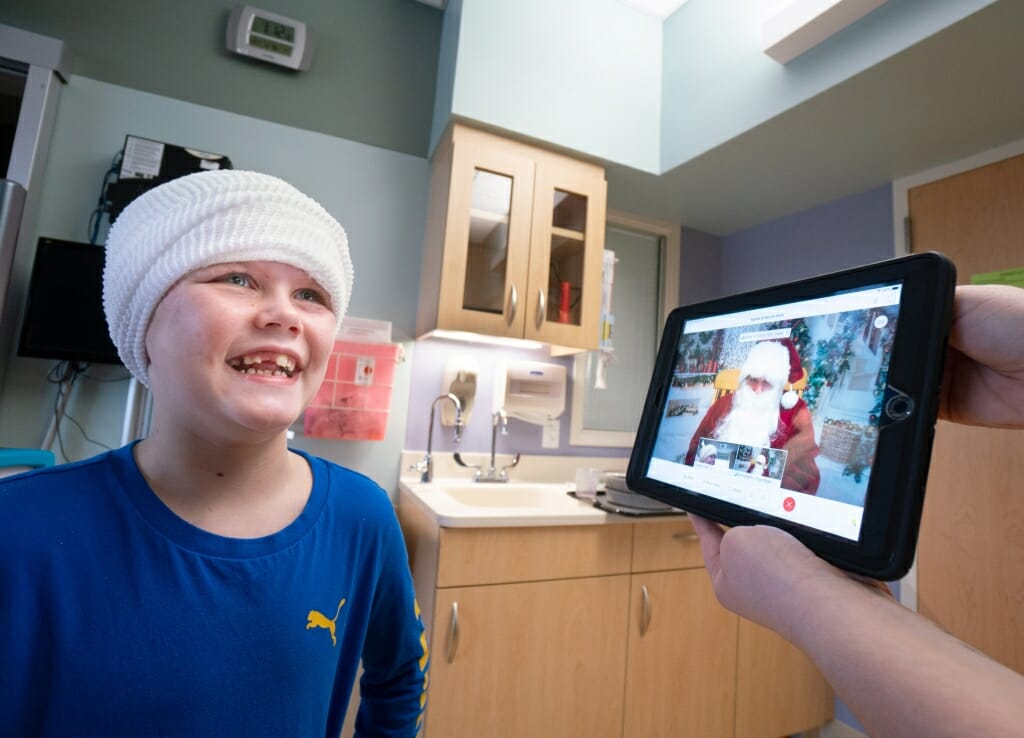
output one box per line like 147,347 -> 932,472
734,619 -> 834,738
622,569 -> 738,738
425,575 -> 630,738
908,152 -> 1024,673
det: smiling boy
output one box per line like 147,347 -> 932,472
0,170 -> 428,736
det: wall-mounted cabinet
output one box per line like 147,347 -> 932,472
416,124 -> 607,351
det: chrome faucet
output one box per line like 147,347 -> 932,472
411,393 -> 463,483
454,408 -> 520,483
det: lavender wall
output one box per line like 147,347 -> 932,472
720,183 -> 895,295
680,226 -> 723,306
403,339 -> 626,458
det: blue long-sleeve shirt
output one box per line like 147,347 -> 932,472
0,443 -> 427,737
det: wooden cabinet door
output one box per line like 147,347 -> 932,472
526,158 -> 606,350
622,569 -> 738,738
734,619 -> 833,738
908,152 -> 1024,674
425,575 -> 630,738
436,134 -> 535,339
631,518 -> 705,573
420,123 -> 608,349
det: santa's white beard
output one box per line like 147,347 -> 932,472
717,383 -> 781,448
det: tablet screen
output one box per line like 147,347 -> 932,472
645,281 -> 902,541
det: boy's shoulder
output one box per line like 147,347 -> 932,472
0,447 -> 132,556
292,449 -> 394,515
0,446 -> 126,498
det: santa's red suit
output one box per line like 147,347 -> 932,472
684,393 -> 821,495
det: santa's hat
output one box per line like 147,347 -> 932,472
740,338 -> 804,410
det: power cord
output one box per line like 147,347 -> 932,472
46,361 -> 115,462
81,368 -> 131,383
88,151 -> 123,245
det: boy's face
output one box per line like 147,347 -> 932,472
145,260 -> 337,441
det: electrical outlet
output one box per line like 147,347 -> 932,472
542,418 -> 560,448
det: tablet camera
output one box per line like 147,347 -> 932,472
885,394 -> 915,421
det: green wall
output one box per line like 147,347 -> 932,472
0,0 -> 442,158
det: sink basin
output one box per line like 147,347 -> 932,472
439,484 -> 566,508
399,479 -> 616,527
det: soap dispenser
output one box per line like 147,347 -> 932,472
440,355 -> 479,427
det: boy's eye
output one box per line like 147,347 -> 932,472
222,273 -> 251,287
296,287 -> 329,306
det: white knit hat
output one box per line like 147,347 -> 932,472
103,170 -> 353,387
697,442 -> 717,462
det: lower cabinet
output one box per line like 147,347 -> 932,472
734,619 -> 834,738
429,576 -> 630,738
623,569 -> 738,738
397,503 -> 833,738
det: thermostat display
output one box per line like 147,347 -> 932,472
226,5 -> 313,71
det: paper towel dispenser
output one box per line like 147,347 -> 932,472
494,360 -> 566,425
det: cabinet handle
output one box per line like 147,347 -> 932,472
506,284 -> 518,326
446,601 -> 460,663
672,532 -> 699,542
640,585 -> 652,636
536,288 -> 546,330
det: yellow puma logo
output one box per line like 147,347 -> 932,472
415,599 -> 429,672
306,598 -> 346,646
414,598 -> 429,729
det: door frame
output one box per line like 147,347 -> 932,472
569,209 -> 679,447
889,134 -> 1024,612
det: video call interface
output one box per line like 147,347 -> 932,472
646,282 -> 903,541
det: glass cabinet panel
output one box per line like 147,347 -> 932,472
463,168 -> 513,315
547,189 -> 588,327
427,124 -> 604,348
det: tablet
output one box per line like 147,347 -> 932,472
626,252 -> 955,579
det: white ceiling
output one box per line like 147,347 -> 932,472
617,0 -> 793,22
616,0 -> 691,20
605,0 -> 1024,235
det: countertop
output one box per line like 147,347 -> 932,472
398,477 -> 685,528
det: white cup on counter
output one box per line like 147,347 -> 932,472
574,466 -> 603,500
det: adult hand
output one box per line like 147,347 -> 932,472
691,514 -> 1024,738
689,515 -> 891,640
939,285 -> 1024,428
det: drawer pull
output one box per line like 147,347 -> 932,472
447,601 -> 460,663
672,532 -> 699,542
640,585 -> 652,636
506,284 -> 518,325
536,288 -> 546,330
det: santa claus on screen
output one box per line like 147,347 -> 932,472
747,453 -> 768,476
684,339 -> 821,495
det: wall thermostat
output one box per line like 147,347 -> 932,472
226,5 -> 313,71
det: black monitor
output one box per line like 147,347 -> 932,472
17,237 -> 121,365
